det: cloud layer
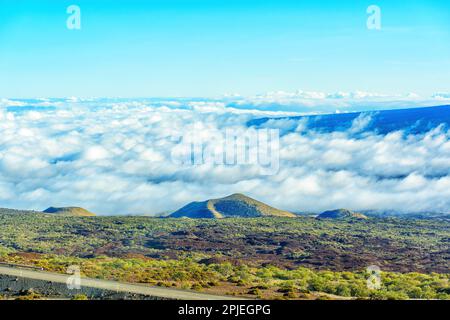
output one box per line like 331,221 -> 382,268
0,97 -> 449,215
229,90 -> 450,113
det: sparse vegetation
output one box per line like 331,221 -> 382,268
0,210 -> 448,300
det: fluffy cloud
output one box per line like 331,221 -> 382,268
229,91 -> 450,113
0,98 -> 449,215
432,93 -> 450,100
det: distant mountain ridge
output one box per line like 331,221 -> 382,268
43,207 -> 96,217
170,193 -> 296,219
249,105 -> 450,135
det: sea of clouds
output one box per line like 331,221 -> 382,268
0,92 -> 449,215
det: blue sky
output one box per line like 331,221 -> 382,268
1,0 -> 450,98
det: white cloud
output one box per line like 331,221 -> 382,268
232,90 -> 449,113
0,99 -> 26,107
0,98 -> 448,215
349,113 -> 375,133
